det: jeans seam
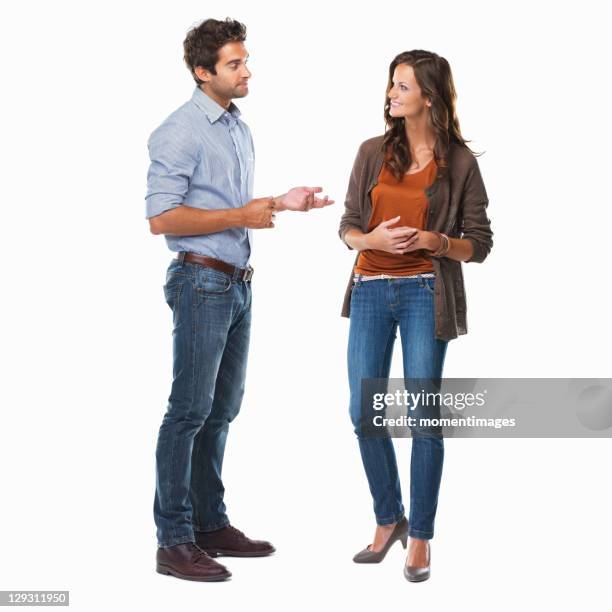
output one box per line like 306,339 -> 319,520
375,319 -> 400,523
173,275 -> 184,312
169,282 -> 198,543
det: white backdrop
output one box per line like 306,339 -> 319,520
1,0 -> 611,610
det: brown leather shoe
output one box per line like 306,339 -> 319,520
156,543 -> 231,582
195,525 -> 275,558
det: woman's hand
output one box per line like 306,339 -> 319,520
400,229 -> 440,253
366,216 -> 420,254
343,222 -> 440,254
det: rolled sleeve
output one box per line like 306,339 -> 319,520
460,158 -> 493,263
145,121 -> 200,219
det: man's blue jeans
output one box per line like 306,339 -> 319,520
348,275 -> 448,540
154,255 -> 251,548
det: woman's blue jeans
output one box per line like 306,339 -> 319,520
348,275 -> 448,540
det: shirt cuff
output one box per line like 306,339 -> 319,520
145,194 -> 183,220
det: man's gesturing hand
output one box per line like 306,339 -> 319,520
277,186 -> 335,211
240,197 -> 276,229
365,216 -> 419,254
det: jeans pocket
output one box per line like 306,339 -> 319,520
422,276 -> 436,294
195,268 -> 233,295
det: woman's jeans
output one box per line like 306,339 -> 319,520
348,275 -> 448,540
154,256 -> 252,548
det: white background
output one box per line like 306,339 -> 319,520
1,0 -> 611,609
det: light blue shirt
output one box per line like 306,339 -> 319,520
145,86 -> 254,267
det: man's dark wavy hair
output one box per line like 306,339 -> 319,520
382,50 -> 480,181
183,18 -> 247,85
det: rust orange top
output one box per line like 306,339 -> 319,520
355,156 -> 437,276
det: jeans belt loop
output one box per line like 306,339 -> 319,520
178,251 -> 186,266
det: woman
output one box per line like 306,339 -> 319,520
338,50 -> 493,582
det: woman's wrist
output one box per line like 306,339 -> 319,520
429,231 -> 451,257
344,228 -> 373,251
362,231 -> 375,250
424,231 -> 440,252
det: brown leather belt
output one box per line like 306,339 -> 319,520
181,252 -> 254,282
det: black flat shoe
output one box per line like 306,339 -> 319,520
353,516 -> 408,563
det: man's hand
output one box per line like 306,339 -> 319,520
275,187 -> 335,211
240,197 -> 276,229
365,216 -> 420,254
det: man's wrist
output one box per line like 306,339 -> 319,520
272,194 -> 287,211
232,206 -> 246,228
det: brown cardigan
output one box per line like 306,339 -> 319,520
339,135 -> 493,341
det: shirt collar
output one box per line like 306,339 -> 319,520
191,86 -> 241,124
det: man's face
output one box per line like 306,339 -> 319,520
196,41 -> 251,102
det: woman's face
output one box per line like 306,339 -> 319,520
388,63 -> 431,120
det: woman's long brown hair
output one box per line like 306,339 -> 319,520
382,50 -> 479,181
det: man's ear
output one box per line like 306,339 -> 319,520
194,66 -> 211,83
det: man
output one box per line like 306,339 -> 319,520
145,17 -> 332,582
